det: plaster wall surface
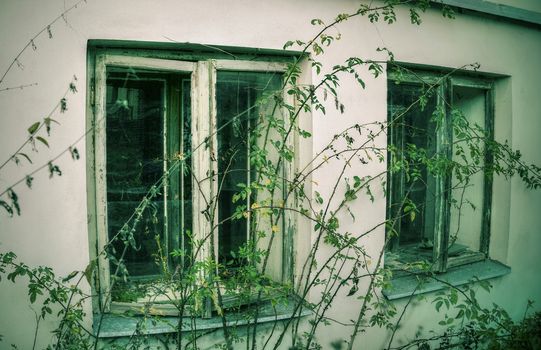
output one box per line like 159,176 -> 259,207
0,0 -> 540,349
482,0 -> 541,13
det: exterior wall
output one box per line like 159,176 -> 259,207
495,0 -> 541,12
0,0 -> 540,349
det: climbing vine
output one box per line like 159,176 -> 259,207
1,1 -> 540,350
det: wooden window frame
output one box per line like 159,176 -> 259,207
386,68 -> 495,273
87,52 -> 297,315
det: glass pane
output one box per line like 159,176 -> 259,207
388,82 -> 438,261
105,70 -> 189,278
166,77 -> 193,270
449,86 -> 486,255
106,72 -> 165,277
181,78 -> 193,266
216,71 -> 282,266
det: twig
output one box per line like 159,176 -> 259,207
0,82 -> 38,92
0,78 -> 77,173
0,0 -> 87,86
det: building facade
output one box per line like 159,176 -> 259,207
0,0 -> 540,349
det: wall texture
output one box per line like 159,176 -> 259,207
0,0 -> 540,349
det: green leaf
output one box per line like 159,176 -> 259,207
315,191 -> 324,205
0,200 -> 13,216
84,260 -> 96,285
450,290 -> 458,304
345,189 -> 357,201
69,146 -> 80,160
69,82 -> 77,93
479,280 -> 491,292
299,129 -> 311,138
283,40 -> 294,50
25,175 -> 33,188
60,98 -> 67,113
36,136 -> 49,148
335,13 -> 349,22
43,117 -> 59,136
8,189 -> 20,216
353,176 -> 362,188
16,153 -> 32,164
27,122 -> 40,135
356,76 -> 365,89
48,162 -> 62,178
62,271 -> 78,283
29,291 -> 37,303
435,301 -> 443,312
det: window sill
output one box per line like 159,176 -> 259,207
93,297 -> 311,338
382,259 -> 511,301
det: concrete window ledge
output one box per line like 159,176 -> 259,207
93,298 -> 311,338
383,259 -> 511,301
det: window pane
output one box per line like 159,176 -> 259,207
449,86 -> 486,255
388,83 -> 438,260
106,72 -> 165,277
166,77 -> 193,270
105,71 -> 189,278
181,78 -> 193,266
216,71 -> 282,266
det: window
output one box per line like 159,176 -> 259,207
386,67 -> 494,273
88,51 -> 297,315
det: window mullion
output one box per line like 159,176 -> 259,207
167,78 -> 183,268
208,61 -> 219,266
163,79 -> 170,270
434,82 -> 452,272
246,82 -> 252,257
480,86 -> 495,256
192,61 -> 214,317
282,80 -> 296,284
387,93 -> 405,253
395,107 -> 406,252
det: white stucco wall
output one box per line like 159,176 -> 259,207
0,1 -> 540,349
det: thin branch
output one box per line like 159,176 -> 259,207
0,0 -> 87,86
0,82 -> 38,93
0,78 -> 77,173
